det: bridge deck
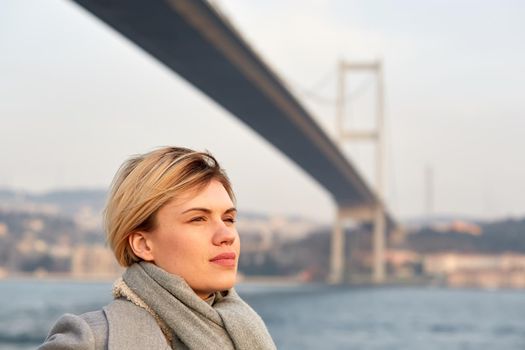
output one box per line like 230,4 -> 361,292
72,0 -> 388,213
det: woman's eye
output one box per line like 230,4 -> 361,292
190,216 -> 206,222
224,217 -> 236,223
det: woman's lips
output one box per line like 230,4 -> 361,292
209,252 -> 236,267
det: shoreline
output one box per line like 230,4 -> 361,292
1,273 -> 524,291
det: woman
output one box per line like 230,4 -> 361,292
39,146 -> 276,350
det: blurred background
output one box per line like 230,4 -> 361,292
1,0 -> 524,349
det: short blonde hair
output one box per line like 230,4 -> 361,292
104,146 -> 235,266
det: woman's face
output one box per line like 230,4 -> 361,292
140,180 -> 240,299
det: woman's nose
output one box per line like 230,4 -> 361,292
212,221 -> 236,246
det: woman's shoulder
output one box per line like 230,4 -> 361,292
37,309 -> 107,350
38,299 -> 170,350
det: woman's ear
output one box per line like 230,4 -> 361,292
128,231 -> 155,261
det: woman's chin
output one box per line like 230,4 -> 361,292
214,273 -> 237,291
200,273 -> 237,295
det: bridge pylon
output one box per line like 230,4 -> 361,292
328,205 -> 385,284
328,208 -> 345,284
329,59 -> 387,285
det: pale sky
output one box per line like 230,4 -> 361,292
1,0 -> 524,222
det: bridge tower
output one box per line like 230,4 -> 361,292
329,60 -> 386,284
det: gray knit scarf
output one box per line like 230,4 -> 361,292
118,262 -> 276,350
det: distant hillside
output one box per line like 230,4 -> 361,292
32,189 -> 107,210
405,217 -> 525,253
401,214 -> 482,229
0,188 -> 107,215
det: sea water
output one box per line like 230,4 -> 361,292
1,280 -> 524,350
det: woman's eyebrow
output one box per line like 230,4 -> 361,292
181,207 -> 237,214
182,208 -> 211,214
224,207 -> 237,214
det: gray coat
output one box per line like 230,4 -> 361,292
38,299 -> 171,350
